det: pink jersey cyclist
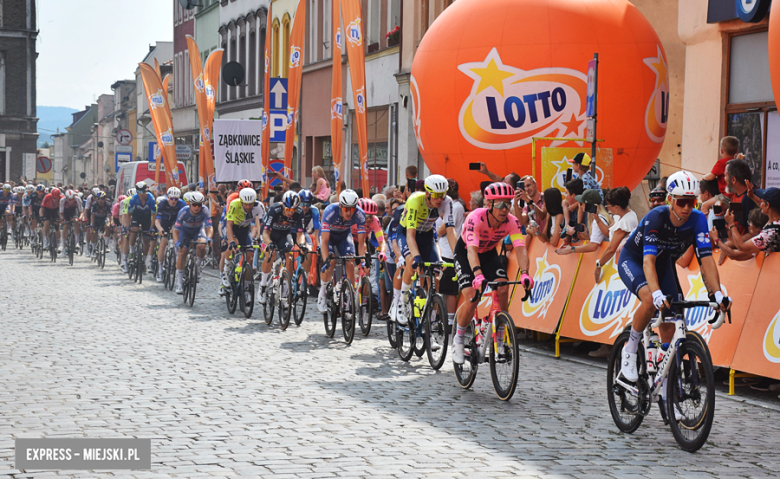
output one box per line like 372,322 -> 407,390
461,208 -> 523,253
351,214 -> 384,241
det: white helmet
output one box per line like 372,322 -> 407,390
92,187 -> 100,196
239,187 -> 257,204
77,192 -> 84,199
65,189 -> 76,199
127,188 -> 136,196
156,195 -> 167,205
339,189 -> 359,208
2,183 -> 10,191
666,171 -> 699,197
13,186 -> 22,194
189,191 -> 205,204
424,174 -> 448,194
183,191 -> 193,203
25,184 -> 34,192
167,187 -> 181,199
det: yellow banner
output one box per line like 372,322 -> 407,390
541,147 -> 613,193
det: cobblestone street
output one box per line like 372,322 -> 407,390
1,248 -> 779,478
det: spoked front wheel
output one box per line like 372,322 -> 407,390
454,322 -> 478,389
341,280 -> 356,344
239,261 -> 255,318
293,270 -> 308,326
323,284 -> 337,337
667,341 -> 715,453
278,270 -> 293,330
607,331 -> 647,433
489,312 -> 520,401
358,276 -> 373,336
425,294 -> 449,370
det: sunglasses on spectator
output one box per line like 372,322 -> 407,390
492,201 -> 511,209
673,197 -> 696,208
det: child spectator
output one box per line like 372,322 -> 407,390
702,136 -> 740,196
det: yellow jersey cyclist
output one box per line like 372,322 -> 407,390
259,190 -> 306,303
394,174 -> 458,325
223,188 -> 266,294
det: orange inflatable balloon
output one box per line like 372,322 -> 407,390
769,7 -> 780,110
411,0 -> 669,193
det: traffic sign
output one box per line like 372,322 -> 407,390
176,145 -> 192,161
116,145 -> 133,153
270,78 -> 288,110
116,129 -> 133,145
269,109 -> 287,142
36,156 -> 52,174
115,152 -> 132,172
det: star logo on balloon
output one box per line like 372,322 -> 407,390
457,48 -> 588,150
643,45 -> 670,143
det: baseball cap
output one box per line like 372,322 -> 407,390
568,152 -> 592,167
575,189 -> 602,206
754,188 -> 780,210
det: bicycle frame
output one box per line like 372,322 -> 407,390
469,280 -> 530,363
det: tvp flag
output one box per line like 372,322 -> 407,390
186,35 -> 216,192
283,0 -> 306,178
341,0 -> 369,196
138,62 -> 180,187
331,0 -> 343,194
261,2 -> 273,200
204,49 -> 223,192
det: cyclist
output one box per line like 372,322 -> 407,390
88,191 -> 111,258
125,182 -> 157,274
217,180 -> 253,285
119,188 -> 135,272
298,189 -> 321,279
356,197 -> 387,307
259,190 -> 306,303
451,182 -> 533,364
617,171 -> 731,386
395,175 -> 458,324
154,187 -> 186,282
316,189 -> 366,312
12,186 -> 25,239
59,189 -> 84,254
27,185 -> 45,234
0,184 -> 15,236
173,191 -> 213,294
223,187 -> 265,292
110,194 -> 126,256
39,187 -> 62,251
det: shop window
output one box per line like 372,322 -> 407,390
729,31 -> 773,104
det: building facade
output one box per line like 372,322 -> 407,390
64,106 -> 97,186
173,0 -> 198,181
0,0 -> 38,183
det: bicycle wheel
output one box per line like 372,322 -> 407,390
262,282 -> 276,325
397,315 -> 415,362
0,222 -> 7,251
99,238 -> 106,269
182,259 -> 191,304
67,231 -> 74,266
386,312 -> 398,348
358,276 -> 373,336
323,284 -> 337,337
338,280 -> 355,344
187,258 -> 197,307
279,269 -> 293,330
489,312 -> 520,401
135,239 -> 144,284
50,231 -> 57,262
607,331 -> 646,433
425,294 -> 449,371
242,261 -> 255,319
293,270 -> 308,326
667,341 -> 715,452
166,248 -> 176,291
454,322 -> 478,389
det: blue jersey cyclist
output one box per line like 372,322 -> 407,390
153,187 -> 186,282
617,171 -> 731,387
0,183 -> 16,234
173,191 -> 213,294
298,189 -> 321,280
316,189 -> 367,312
122,182 -> 157,274
259,190 -> 306,303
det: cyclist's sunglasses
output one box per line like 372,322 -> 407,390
342,207 -> 356,213
673,197 -> 696,209
283,207 -> 296,214
302,202 -> 311,208
429,192 -> 446,199
492,200 -> 511,210
190,202 -> 203,208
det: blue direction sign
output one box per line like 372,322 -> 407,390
269,78 -> 288,110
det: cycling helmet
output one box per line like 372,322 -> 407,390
189,191 -> 205,204
239,187 -> 257,204
167,187 -> 182,199
298,189 -> 313,204
666,171 -> 699,197
2,183 -> 10,191
649,187 -> 667,200
127,188 -> 136,197
282,190 -> 300,209
423,174 -> 449,194
156,195 -> 167,205
135,181 -> 148,192
95,191 -> 106,199
65,189 -> 76,199
36,185 -> 45,192
237,179 -> 253,189
92,187 -> 100,196
78,191 -> 84,199
26,184 -> 34,192
50,188 -> 61,199
358,198 -> 378,215
13,186 -> 22,194
183,191 -> 193,202
339,189 -> 359,208
484,182 -> 514,200
117,195 -> 127,202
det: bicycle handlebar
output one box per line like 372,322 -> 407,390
650,296 -> 731,330
470,279 -> 533,304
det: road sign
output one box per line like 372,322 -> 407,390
586,59 -> 597,118
176,145 -> 192,161
115,152 -> 132,172
116,129 -> 133,145
116,145 -> 133,153
36,156 -> 52,174
269,109 -> 287,142
148,142 -> 160,163
270,78 -> 288,110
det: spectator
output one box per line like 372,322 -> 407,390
557,189 -> 612,256
474,162 -> 521,188
383,185 -> 397,199
469,190 -> 483,212
289,182 -> 302,193
372,193 -> 387,203
701,136 -> 740,196
538,188 -> 564,245
648,186 -> 666,209
723,186 -> 780,255
596,187 -> 637,277
568,153 -> 602,198
723,159 -> 758,239
406,165 -> 418,181
519,175 -> 545,230
561,178 -> 588,245
311,166 -> 331,203
715,207 -> 768,262
698,178 -> 721,230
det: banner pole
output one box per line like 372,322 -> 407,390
555,252 -> 583,358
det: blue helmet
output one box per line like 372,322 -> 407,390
298,189 -> 313,204
282,190 -> 300,209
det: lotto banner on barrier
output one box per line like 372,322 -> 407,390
558,244 -> 639,345
676,252 -> 762,368
509,239 -> 580,333
730,253 -> 780,380
541,147 -> 613,192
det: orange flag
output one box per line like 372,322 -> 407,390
185,35 -> 214,191
283,0 -> 306,179
261,3 -> 273,200
331,0 -> 343,195
138,63 -> 180,187
203,49 -> 223,192
341,0 -> 369,196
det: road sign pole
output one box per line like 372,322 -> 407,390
590,53 -> 598,171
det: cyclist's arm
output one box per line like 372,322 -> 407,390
466,244 -> 481,278
699,255 -> 725,299
296,231 -> 305,247
155,218 -> 164,234
204,225 -> 213,239
319,230 -> 330,260
262,228 -> 272,246
226,219 -> 236,246
405,227 -> 420,259
356,232 -> 366,257
514,239 -> 530,274
641,254 -> 666,308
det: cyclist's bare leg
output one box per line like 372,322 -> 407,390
157,236 -> 167,264
456,286 -> 478,328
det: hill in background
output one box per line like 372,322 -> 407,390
37,106 -> 79,147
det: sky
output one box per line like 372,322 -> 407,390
37,0 -> 173,109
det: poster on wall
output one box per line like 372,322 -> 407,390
727,112 -> 764,187
213,119 -> 265,182
765,111 -> 780,188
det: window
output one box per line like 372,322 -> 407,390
272,19 -> 280,77
0,52 -> 5,115
220,39 -> 227,102
249,31 -> 257,96
388,0 -> 400,34
229,37 -> 237,100
323,0 -> 332,59
725,30 -> 777,188
282,14 -> 291,78
185,50 -> 191,106
367,0 -> 380,51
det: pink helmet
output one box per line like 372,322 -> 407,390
358,198 -> 378,215
484,182 -> 514,200
117,195 -> 127,202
